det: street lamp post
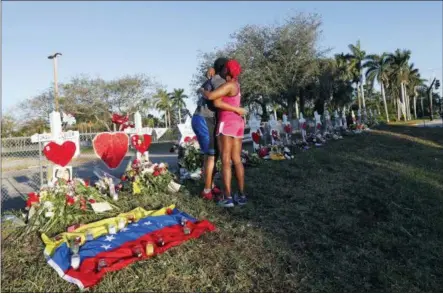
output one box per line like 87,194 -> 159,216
48,53 -> 62,112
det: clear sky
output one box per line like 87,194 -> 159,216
2,1 -> 442,116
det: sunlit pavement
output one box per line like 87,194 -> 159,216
1,152 -> 178,211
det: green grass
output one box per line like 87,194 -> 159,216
2,125 -> 443,292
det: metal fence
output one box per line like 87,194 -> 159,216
1,130 -> 180,210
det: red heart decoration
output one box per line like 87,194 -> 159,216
302,122 -> 307,130
184,136 -> 197,143
271,130 -> 279,139
93,132 -> 129,169
43,141 -> 76,167
131,134 -> 152,153
316,123 -> 322,130
284,124 -> 292,134
258,147 -> 269,158
251,131 -> 261,144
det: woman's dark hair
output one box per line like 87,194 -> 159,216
55,168 -> 71,180
213,57 -> 228,74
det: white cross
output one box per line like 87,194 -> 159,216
268,114 -> 280,145
30,111 -> 80,183
299,113 -> 307,143
177,116 -> 197,145
324,110 -> 332,134
124,111 -> 153,161
248,113 -> 262,151
104,235 -> 116,242
342,107 -> 348,129
314,111 -> 322,137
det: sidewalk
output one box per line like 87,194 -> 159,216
415,118 -> 443,128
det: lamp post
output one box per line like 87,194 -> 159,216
48,53 -> 62,112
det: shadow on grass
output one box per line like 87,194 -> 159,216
376,124 -> 443,147
2,126 -> 443,292
215,126 -> 443,292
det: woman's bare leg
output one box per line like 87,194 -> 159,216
231,137 -> 245,195
221,135 -> 233,197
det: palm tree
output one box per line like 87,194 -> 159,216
407,71 -> 426,119
153,89 -> 172,128
403,63 -> 420,120
386,49 -> 411,121
364,53 -> 391,122
345,40 -> 367,111
168,88 -> 188,123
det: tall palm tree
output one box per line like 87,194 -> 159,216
153,89 -> 172,128
168,88 -> 188,123
403,63 -> 420,120
345,40 -> 367,111
386,49 -> 411,121
364,53 -> 391,122
406,70 -> 426,119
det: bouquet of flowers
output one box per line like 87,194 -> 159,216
94,169 -> 121,200
293,139 -> 310,151
118,158 -> 175,195
241,150 -> 263,167
349,123 -> 368,133
23,178 -> 115,234
258,145 -> 293,160
178,138 -> 203,180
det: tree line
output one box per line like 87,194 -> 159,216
2,75 -> 190,137
191,13 -> 441,122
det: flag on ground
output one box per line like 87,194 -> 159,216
42,205 -> 215,289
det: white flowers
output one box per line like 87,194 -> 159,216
43,201 -> 54,218
141,164 -> 156,175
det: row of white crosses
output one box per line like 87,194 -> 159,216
31,111 -> 80,184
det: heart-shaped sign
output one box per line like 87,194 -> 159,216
271,130 -> 279,139
301,122 -> 307,130
43,141 -> 76,167
284,124 -> 292,134
93,132 -> 129,169
131,134 -> 152,153
184,136 -> 197,143
251,131 -> 261,144
316,123 -> 322,130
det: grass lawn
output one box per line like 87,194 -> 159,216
2,125 -> 443,292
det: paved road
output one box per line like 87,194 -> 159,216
1,152 -> 178,211
415,118 -> 443,128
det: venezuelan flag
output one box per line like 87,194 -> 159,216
42,205 -> 215,289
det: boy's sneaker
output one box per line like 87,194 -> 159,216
201,190 -> 213,200
234,193 -> 248,206
217,197 -> 234,208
